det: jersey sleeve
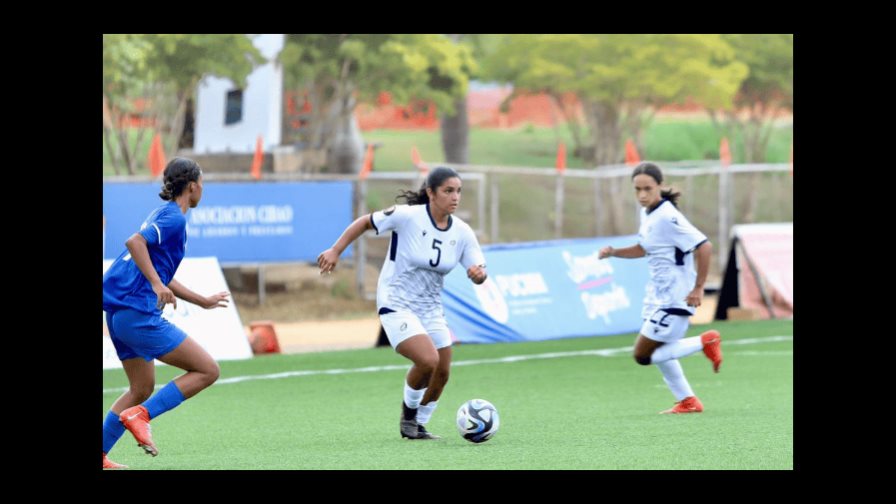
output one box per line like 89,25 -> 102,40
664,213 -> 707,252
459,225 -> 486,270
138,208 -> 185,249
370,204 -> 412,235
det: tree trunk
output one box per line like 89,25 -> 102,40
549,92 -> 586,159
440,96 -> 469,164
102,95 -> 121,175
327,95 -> 364,174
585,100 -> 626,234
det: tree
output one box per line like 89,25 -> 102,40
481,34 -> 748,233
483,34 -> 747,166
103,34 -> 265,174
439,34 -> 479,164
708,34 -> 793,222
279,34 -> 473,173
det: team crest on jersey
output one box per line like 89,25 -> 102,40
450,240 -> 456,246
383,205 -> 396,216
422,230 -> 427,236
671,217 -> 679,225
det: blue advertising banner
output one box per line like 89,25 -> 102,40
441,237 -> 649,343
103,181 -> 353,263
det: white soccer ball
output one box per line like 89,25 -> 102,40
456,398 -> 500,443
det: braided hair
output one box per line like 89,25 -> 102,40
159,157 -> 202,201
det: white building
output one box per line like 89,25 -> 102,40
193,34 -> 284,154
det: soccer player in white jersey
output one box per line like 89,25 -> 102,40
318,167 -> 487,439
102,158 -> 229,468
598,163 -> 723,414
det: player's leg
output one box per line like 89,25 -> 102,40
638,311 -> 704,414
396,334 -> 440,439
103,354 -> 155,469
415,345 -> 451,439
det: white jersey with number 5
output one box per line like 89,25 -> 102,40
638,199 -> 708,318
370,203 -> 485,318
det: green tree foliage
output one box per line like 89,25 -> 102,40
103,34 -> 265,175
481,34 -> 748,166
279,34 -> 474,173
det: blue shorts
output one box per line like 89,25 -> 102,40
106,308 -> 188,362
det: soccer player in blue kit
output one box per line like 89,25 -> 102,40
599,163 -> 723,414
102,158 -> 230,468
318,167 -> 487,439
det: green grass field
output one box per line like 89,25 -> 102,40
102,319 -> 792,470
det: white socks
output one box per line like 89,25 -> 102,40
403,381 -> 426,409
416,401 -> 439,425
655,359 -> 694,401
650,336 -> 703,364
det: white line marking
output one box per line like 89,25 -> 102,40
103,335 -> 792,395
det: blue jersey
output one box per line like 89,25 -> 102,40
103,201 -> 188,314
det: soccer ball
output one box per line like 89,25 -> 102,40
456,399 -> 500,443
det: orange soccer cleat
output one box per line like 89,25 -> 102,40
119,405 -> 158,456
103,452 -> 128,469
660,396 -> 704,414
701,329 -> 723,373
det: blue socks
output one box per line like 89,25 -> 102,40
102,410 -> 126,454
143,381 -> 186,419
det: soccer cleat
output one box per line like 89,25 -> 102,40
400,402 -> 422,439
119,405 -> 158,456
660,396 -> 704,414
102,452 -> 128,469
701,329 -> 723,373
416,424 -> 441,440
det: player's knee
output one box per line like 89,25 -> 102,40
416,354 -> 439,375
634,354 -> 652,366
204,361 -> 221,385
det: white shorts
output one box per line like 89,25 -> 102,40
640,308 -> 691,343
379,310 -> 452,351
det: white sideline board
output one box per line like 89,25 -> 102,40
103,257 -> 252,369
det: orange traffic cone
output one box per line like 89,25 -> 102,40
720,137 -> 732,167
624,139 -> 640,166
555,142 -> 567,173
250,136 -> 263,180
148,133 -> 166,178
359,143 -> 375,180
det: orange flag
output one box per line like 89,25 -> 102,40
720,137 -> 732,167
411,145 -> 429,173
359,144 -> 375,180
251,136 -> 263,180
148,133 -> 166,177
624,139 -> 640,166
789,142 -> 793,176
555,142 -> 566,173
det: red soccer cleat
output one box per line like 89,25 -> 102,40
660,396 -> 704,414
103,452 -> 128,469
119,405 -> 158,456
701,329 -> 723,373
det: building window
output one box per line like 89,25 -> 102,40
225,89 -> 243,125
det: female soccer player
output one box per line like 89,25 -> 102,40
599,162 -> 722,414
102,158 -> 229,468
317,167 -> 487,439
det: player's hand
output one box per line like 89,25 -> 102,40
685,287 -> 704,307
203,291 -> 231,309
467,264 -> 487,284
598,246 -> 614,259
153,284 -> 176,310
317,248 -> 339,275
